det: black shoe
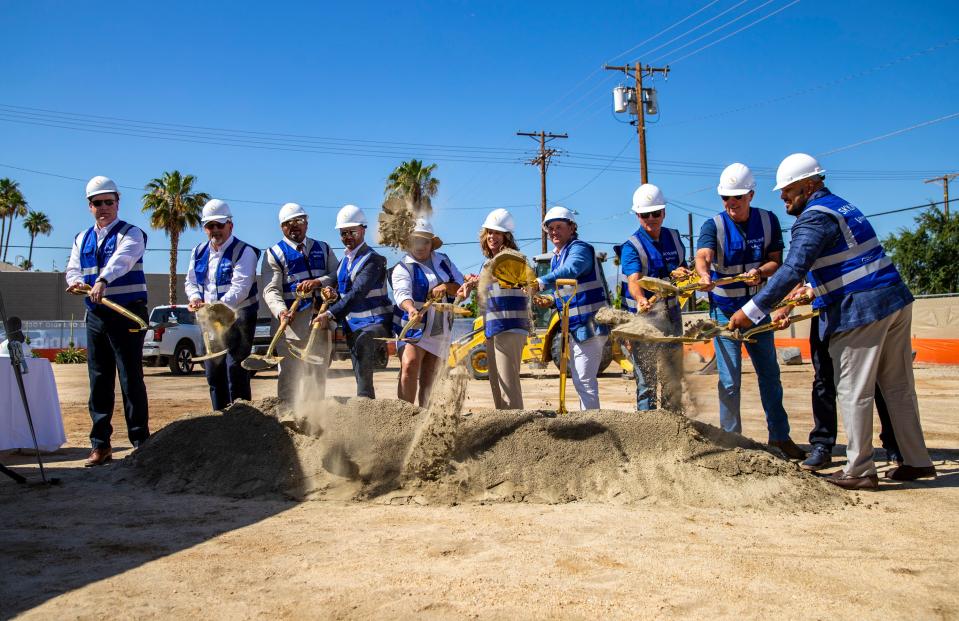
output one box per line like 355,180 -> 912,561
885,464 -> 937,481
801,445 -> 833,471
770,438 -> 807,460
885,449 -> 903,465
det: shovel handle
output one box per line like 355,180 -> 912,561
267,296 -> 302,357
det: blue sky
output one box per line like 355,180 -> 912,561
1,0 -> 957,281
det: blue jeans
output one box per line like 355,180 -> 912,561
711,307 -> 791,441
630,341 -> 682,411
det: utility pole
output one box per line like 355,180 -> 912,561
924,173 -> 958,218
517,130 -> 568,253
604,61 -> 669,183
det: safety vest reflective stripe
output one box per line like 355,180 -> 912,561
813,255 -> 893,298
79,221 -> 148,310
810,236 -> 880,270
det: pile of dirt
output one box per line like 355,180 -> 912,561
117,398 -> 848,511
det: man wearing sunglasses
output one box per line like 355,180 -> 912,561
615,183 -> 690,411
65,176 -> 150,466
185,199 -> 261,410
695,163 -> 805,460
313,204 -> 392,399
262,202 -> 338,402
727,153 -> 934,489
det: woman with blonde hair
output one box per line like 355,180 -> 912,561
459,208 -> 529,409
391,219 -> 464,406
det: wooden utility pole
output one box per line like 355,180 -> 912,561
924,173 -> 958,218
517,130 -> 568,253
603,62 -> 669,183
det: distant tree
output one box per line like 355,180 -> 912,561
22,210 -> 52,268
0,178 -> 28,262
883,204 -> 959,295
142,171 -> 209,304
17,258 -> 32,271
385,159 -> 439,213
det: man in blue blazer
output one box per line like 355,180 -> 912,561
314,205 -> 393,398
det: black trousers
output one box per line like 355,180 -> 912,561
346,323 -> 388,399
204,308 -> 256,411
809,315 -> 900,454
86,302 -> 149,448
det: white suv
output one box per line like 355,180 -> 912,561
142,305 -> 204,375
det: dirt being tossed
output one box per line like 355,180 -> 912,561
117,398 -> 848,511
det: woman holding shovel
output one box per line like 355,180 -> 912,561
457,209 -> 530,410
392,219 -> 464,406
616,183 -> 690,412
534,206 -> 609,410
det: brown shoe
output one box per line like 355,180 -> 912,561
826,471 -> 879,490
84,446 -> 113,467
885,464 -> 937,481
770,438 -> 807,460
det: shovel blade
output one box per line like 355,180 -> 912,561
241,354 -> 283,371
287,344 -> 328,366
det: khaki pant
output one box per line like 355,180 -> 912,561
486,331 -> 526,410
829,303 -> 933,477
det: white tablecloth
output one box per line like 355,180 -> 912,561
0,357 -> 66,452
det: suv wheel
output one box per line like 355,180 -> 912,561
169,341 -> 196,375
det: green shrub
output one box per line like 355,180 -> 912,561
54,348 -> 87,364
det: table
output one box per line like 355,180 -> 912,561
0,357 -> 66,452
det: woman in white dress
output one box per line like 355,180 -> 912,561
391,219 -> 464,406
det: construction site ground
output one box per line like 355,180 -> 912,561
2,358 -> 958,619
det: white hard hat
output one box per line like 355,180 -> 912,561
773,153 -> 826,191
278,202 -> 307,224
335,204 -> 368,229
86,175 -> 119,199
482,208 -> 515,233
631,183 -> 667,214
411,218 -> 442,249
717,163 -> 756,196
542,205 -> 576,231
201,199 -> 233,223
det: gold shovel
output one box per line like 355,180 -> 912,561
241,295 -> 305,371
68,283 -> 147,331
555,278 -> 578,416
192,301 -> 236,362
741,309 -> 820,340
288,290 -> 336,366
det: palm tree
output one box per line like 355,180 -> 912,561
22,210 -> 52,268
142,171 -> 209,304
0,179 -> 28,262
385,159 -> 440,213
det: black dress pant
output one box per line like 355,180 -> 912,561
86,301 -> 149,448
204,307 -> 256,410
808,315 -> 900,454
347,323 -> 388,399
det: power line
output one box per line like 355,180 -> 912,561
662,0 -> 802,65
651,0 -> 781,65
821,111 -> 959,156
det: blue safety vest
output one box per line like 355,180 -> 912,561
192,237 -> 261,312
616,227 -> 684,313
78,220 -> 148,311
805,192 -> 904,308
709,207 -> 776,315
337,244 -> 393,332
391,253 -> 455,340
551,239 -> 609,334
484,257 -> 530,338
267,238 -> 329,311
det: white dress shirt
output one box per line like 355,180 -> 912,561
185,234 -> 259,310
65,217 -> 146,286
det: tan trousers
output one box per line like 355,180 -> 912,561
487,331 -> 526,410
828,303 -> 933,477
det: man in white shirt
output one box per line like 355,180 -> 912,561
185,199 -> 261,410
64,176 -> 150,466
262,203 -> 338,402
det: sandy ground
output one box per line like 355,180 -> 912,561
2,357 -> 958,619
